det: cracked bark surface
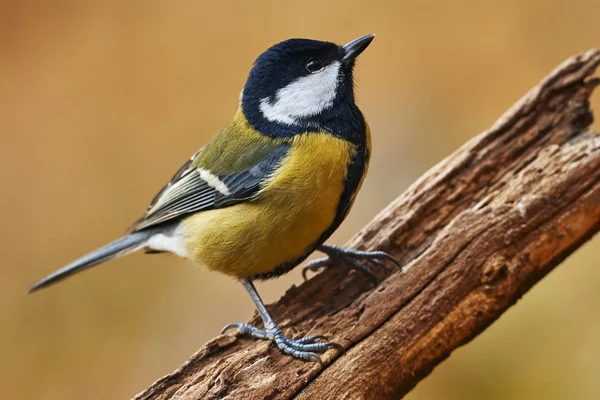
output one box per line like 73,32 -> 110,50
134,49 -> 600,400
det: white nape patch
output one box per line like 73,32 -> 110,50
197,168 -> 231,195
259,61 -> 341,125
147,227 -> 187,258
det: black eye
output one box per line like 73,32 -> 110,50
305,58 -> 323,73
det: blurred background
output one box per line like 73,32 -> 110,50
2,1 -> 600,399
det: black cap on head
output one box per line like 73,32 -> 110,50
241,35 -> 374,141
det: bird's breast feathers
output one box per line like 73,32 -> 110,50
182,123 -> 365,278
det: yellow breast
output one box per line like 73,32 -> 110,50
182,132 -> 355,278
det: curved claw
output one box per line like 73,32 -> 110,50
302,257 -> 332,280
325,341 -> 344,352
367,251 -> 402,269
221,322 -> 241,334
364,258 -> 389,272
301,267 -> 311,281
307,353 -> 324,366
221,322 -> 269,339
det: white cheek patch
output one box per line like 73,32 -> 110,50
259,61 -> 341,125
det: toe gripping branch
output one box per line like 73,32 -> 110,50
302,244 -> 401,283
222,322 -> 342,365
222,279 -> 344,365
223,248 -> 401,364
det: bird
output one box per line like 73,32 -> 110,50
29,34 -> 399,364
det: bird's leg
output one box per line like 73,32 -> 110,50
221,279 -> 342,364
302,244 -> 401,283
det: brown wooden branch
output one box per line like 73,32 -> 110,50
134,50 -> 600,400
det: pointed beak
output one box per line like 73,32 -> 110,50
342,34 -> 375,62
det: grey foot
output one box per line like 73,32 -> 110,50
221,322 -> 342,365
302,244 -> 401,283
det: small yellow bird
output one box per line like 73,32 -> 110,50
29,34 -> 398,363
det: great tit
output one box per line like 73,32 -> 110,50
29,34 -> 399,363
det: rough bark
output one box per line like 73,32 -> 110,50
134,50 -> 600,400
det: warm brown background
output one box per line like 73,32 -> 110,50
2,1 -> 600,399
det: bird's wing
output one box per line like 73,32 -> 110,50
129,128 -> 289,232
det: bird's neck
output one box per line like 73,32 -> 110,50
237,101 -> 367,145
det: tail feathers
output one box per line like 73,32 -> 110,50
28,231 -> 152,293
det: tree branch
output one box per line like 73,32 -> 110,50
134,49 -> 600,400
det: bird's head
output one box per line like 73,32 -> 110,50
240,34 -> 374,140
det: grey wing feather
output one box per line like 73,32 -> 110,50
129,143 -> 289,232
